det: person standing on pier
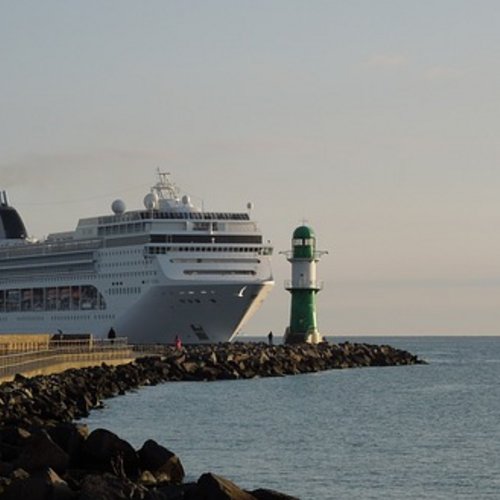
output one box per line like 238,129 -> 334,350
175,335 -> 182,351
108,328 -> 116,345
268,331 -> 273,346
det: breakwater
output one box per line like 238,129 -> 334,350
0,342 -> 425,499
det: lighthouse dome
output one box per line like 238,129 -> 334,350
293,225 -> 315,240
292,225 -> 315,259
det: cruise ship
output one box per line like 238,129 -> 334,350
0,173 -> 274,343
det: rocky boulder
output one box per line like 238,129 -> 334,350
194,472 -> 257,500
15,430 -> 69,474
138,439 -> 185,484
81,428 -> 139,478
249,488 -> 300,500
78,472 -> 147,500
46,422 -> 88,466
0,467 -> 74,500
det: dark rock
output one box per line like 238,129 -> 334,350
138,439 -> 184,483
9,467 -> 30,480
75,393 -> 94,416
138,469 -> 157,486
0,460 -> 14,476
46,423 -> 88,466
194,472 -> 257,500
16,430 -> 69,474
13,373 -> 29,384
1,467 -> 75,500
154,482 -> 198,499
82,428 -> 140,477
0,442 -> 22,462
0,425 -> 31,445
78,472 -> 147,500
249,488 -> 300,500
198,366 -> 221,381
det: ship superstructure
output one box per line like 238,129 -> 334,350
0,173 -> 274,343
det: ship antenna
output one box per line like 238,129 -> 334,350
156,167 -> 171,186
153,168 -> 179,200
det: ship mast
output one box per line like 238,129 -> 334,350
153,168 -> 180,201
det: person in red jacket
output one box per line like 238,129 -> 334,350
175,335 -> 182,350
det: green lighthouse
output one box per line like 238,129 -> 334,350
282,225 -> 327,344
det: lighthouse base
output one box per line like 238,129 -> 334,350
284,327 -> 323,345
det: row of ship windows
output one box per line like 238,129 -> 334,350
147,246 -> 271,255
0,314 -> 112,322
108,287 -> 141,295
183,270 -> 256,276
99,271 -> 157,279
101,261 -> 145,268
97,222 -> 228,235
179,298 -> 217,304
97,211 -> 249,224
100,250 -> 143,256
52,313 -> 116,321
150,235 -> 262,244
4,313 -> 117,322
141,211 -> 249,221
0,271 -> 157,286
0,285 -> 107,313
98,223 -> 147,236
52,314 -> 92,321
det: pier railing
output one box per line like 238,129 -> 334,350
0,338 -> 132,381
131,344 -> 176,355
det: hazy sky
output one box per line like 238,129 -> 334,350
1,1 -> 499,335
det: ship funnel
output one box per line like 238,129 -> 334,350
0,191 -> 27,240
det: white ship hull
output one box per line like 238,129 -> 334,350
0,173 -> 275,343
116,282 -> 273,343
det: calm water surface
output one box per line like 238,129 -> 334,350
83,337 -> 500,499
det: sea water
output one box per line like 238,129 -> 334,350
83,337 -> 500,499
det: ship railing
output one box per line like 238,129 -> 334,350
0,239 -> 103,260
49,337 -> 129,352
97,210 -> 251,225
0,337 -> 131,380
